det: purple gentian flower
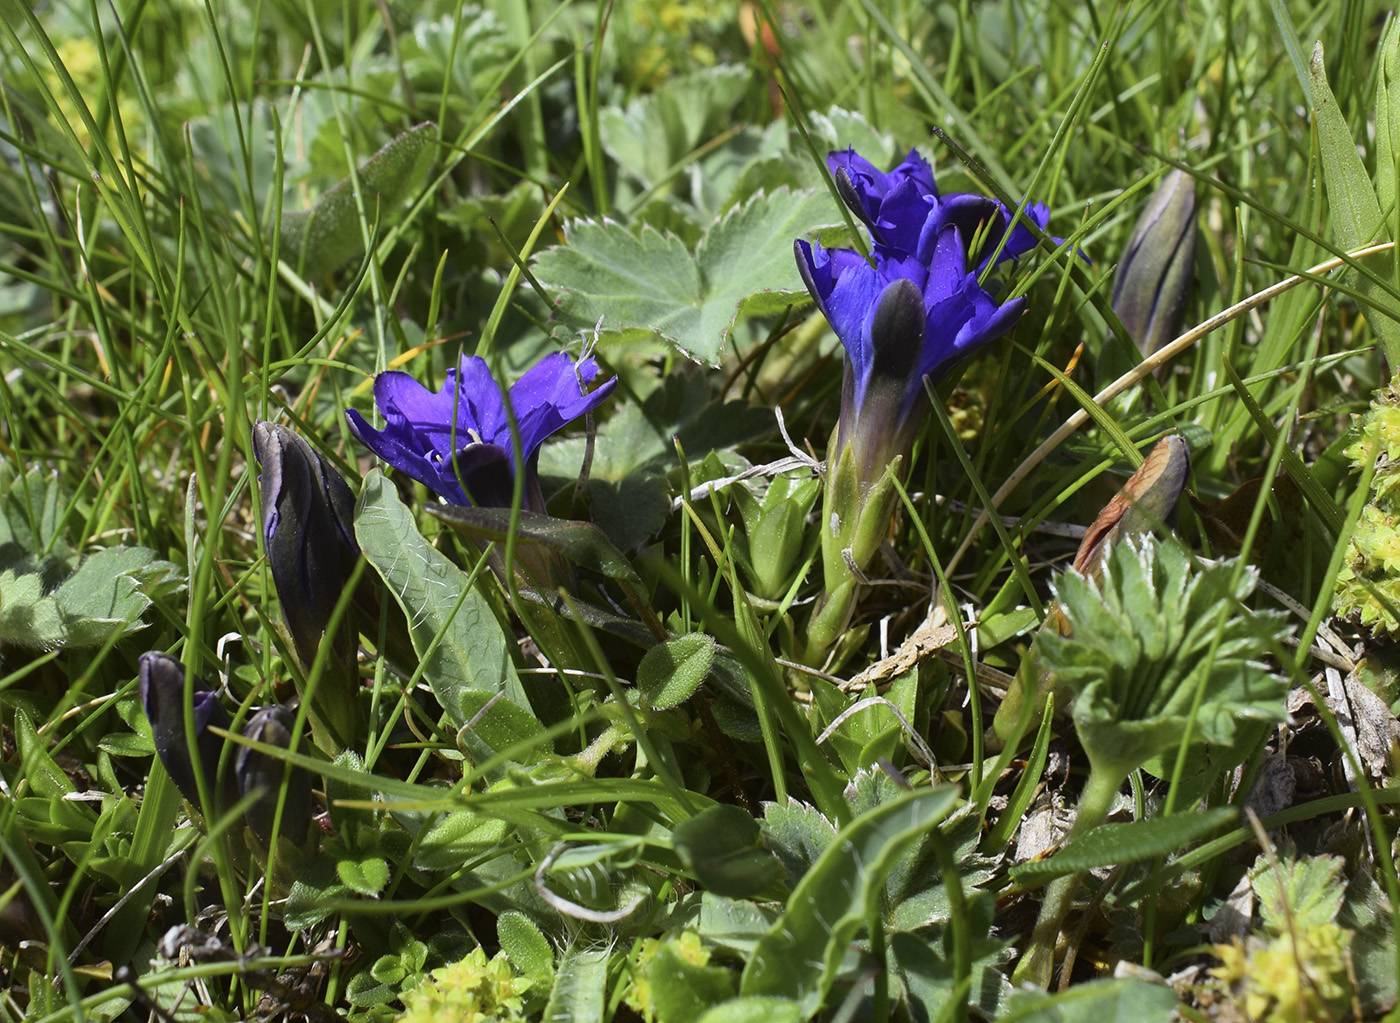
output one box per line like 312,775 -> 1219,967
345,352 -> 616,510
797,149 -> 1046,476
801,147 -> 1054,660
829,148 -> 1051,271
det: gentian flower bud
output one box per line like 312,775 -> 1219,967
235,705 -> 313,848
252,422 -> 364,751
345,351 -> 616,513
138,651 -> 231,811
797,148 -> 1046,660
1111,168 -> 1197,356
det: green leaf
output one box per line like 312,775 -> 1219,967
1001,976 -> 1178,1022
280,122 -> 438,274
695,997 -> 804,1023
739,786 -> 959,1013
533,188 -> 842,365
540,942 -> 609,1023
1010,808 -> 1235,886
1376,18 -> 1400,229
354,470 -> 529,734
454,690 -> 552,763
648,937 -> 738,1023
0,465 -> 70,568
1035,538 -> 1291,779
285,856 -> 354,931
497,910 -> 554,989
599,65 -> 751,191
638,633 -> 715,710
673,804 -> 782,898
53,546 -> 178,646
427,504 -> 641,583
695,893 -> 778,958
1308,41 -> 1400,364
409,809 -> 509,872
1252,853 -> 1346,934
0,569 -> 65,648
761,800 -> 836,884
337,854 -> 391,896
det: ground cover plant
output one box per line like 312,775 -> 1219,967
5,0 -> 1400,1019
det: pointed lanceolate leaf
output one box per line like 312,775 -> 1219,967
1009,808 -> 1235,886
1377,19 -> 1400,228
427,504 -> 641,584
1309,42 -> 1400,366
354,471 -> 529,735
281,122 -> 438,274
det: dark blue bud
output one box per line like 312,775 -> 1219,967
138,651 -> 230,810
252,422 -> 360,674
235,705 -> 312,848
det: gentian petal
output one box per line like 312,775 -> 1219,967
346,351 -> 616,508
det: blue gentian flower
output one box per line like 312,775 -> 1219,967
828,148 -> 1051,271
345,352 -> 616,510
799,148 -> 1051,661
797,149 -> 1045,477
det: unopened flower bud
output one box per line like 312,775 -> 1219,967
236,705 -> 313,848
138,651 -> 230,810
1111,169 -> 1197,356
252,422 -> 360,673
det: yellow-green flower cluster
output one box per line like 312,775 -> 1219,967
1209,922 -> 1352,1023
1336,397 -> 1400,633
394,948 -> 530,1023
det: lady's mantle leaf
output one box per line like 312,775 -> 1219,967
739,786 -> 957,1014
533,188 -> 843,366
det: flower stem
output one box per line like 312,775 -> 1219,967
1011,765 -> 1127,989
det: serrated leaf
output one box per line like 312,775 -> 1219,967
1308,41 -> 1400,365
354,471 -> 529,735
739,786 -> 958,1013
53,546 -> 168,646
534,188 -> 842,365
1252,853 -> 1346,934
674,804 -> 782,898
761,799 -> 837,884
599,65 -> 751,190
0,570 -> 65,648
638,633 -> 715,709
1010,808 -> 1235,886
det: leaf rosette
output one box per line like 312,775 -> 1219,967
1034,537 -> 1292,780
